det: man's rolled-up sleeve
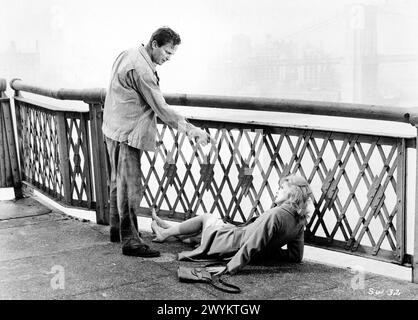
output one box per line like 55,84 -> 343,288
129,69 -> 191,132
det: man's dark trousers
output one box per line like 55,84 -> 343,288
105,136 -> 143,246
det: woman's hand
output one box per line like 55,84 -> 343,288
206,266 -> 227,276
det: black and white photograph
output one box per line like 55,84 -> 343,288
1,0 -> 418,310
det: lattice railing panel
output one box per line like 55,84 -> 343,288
17,102 -> 63,199
13,98 -> 409,262
140,121 -> 406,262
15,101 -> 93,208
65,114 -> 93,207
305,139 -> 400,252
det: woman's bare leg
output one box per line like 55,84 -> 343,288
151,208 -> 172,229
151,208 -> 201,244
151,213 -> 211,242
151,208 -> 197,241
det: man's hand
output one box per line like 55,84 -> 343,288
189,127 -> 212,146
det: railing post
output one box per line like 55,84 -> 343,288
395,139 -> 406,264
55,112 -> 72,204
413,127 -> 418,283
88,102 -> 109,225
0,78 -> 22,199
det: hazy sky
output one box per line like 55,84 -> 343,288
1,0 -> 417,96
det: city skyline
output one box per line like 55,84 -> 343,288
0,0 -> 417,107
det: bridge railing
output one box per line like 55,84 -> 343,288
0,79 -> 22,198
5,78 -> 418,283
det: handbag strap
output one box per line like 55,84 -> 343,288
210,275 -> 241,294
204,262 -> 241,294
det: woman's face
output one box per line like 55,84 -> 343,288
274,182 -> 290,204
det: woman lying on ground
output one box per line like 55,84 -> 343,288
151,174 -> 312,276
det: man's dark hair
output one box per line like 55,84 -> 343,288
149,27 -> 181,47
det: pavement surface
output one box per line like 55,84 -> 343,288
1,196 -> 418,300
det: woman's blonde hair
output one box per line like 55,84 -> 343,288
279,174 -> 312,222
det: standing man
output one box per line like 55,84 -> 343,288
102,27 -> 210,257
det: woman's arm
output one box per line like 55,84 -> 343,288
261,230 -> 304,263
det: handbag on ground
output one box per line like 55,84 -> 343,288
177,265 -> 241,294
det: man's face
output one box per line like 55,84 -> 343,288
151,41 -> 178,65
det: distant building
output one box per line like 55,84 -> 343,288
208,3 -> 418,106
0,41 -> 41,82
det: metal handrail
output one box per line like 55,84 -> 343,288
165,94 -> 416,125
10,79 -> 418,126
10,78 -> 106,103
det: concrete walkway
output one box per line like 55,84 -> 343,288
1,196 -> 418,300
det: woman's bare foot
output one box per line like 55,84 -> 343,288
151,208 -> 171,229
151,208 -> 201,244
151,221 -> 167,242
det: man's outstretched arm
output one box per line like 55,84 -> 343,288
130,69 -> 211,145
